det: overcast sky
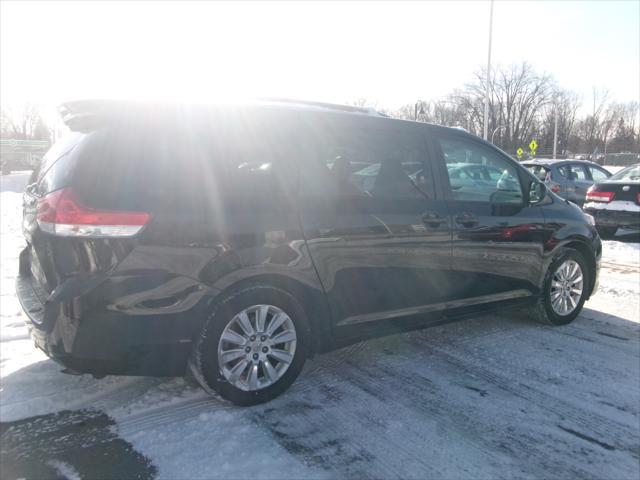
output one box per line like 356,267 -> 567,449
1,1 -> 638,111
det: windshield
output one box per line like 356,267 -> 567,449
609,164 -> 640,182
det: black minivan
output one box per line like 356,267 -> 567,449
17,99 -> 601,405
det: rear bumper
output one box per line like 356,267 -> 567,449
584,205 -> 640,230
16,272 -> 200,377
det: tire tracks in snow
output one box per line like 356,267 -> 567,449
115,342 -> 369,435
600,260 -> 639,274
424,340 -> 639,457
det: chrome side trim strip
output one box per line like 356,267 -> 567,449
337,289 -> 532,327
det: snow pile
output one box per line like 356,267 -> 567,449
47,460 -> 82,480
602,237 -> 640,264
596,237 -> 640,304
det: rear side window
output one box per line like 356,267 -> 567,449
36,132 -> 87,195
588,167 -> 609,181
572,165 -> 588,180
436,135 -> 523,204
299,123 -> 433,199
73,126 -> 174,210
558,164 -> 588,181
72,116 -> 297,212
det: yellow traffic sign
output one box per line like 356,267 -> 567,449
516,148 -> 524,158
529,140 -> 538,151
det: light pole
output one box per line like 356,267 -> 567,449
603,137 -> 611,164
414,101 -> 425,121
483,0 -> 494,141
553,95 -> 559,159
491,125 -> 505,144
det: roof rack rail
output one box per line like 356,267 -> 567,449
58,98 -> 390,131
58,100 -> 114,131
256,97 -> 386,117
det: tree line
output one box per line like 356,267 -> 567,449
379,62 -> 639,160
0,104 -> 52,142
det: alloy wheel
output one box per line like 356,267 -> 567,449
550,259 -> 584,316
217,304 -> 297,391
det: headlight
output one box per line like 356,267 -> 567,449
583,212 -> 595,226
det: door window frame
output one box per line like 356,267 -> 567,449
297,116 -> 440,204
426,127 -> 530,206
586,165 -> 611,181
569,164 -> 590,181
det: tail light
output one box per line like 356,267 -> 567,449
37,188 -> 150,237
585,186 -> 615,203
637,192 -> 640,205
549,183 -> 561,193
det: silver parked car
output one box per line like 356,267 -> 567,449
522,159 -> 612,206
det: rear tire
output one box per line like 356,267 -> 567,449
192,285 -> 309,406
530,248 -> 589,326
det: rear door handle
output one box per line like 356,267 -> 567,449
455,212 -> 479,228
421,212 -> 447,228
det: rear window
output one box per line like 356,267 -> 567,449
35,132 -> 87,195
524,164 -> 549,181
610,165 -> 640,182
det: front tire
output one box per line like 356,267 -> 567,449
193,285 -> 309,406
531,248 -> 589,326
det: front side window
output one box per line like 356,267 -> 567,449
558,164 -> 588,181
437,136 -> 523,203
301,125 -> 433,200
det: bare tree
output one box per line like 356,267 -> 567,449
537,90 -> 581,156
0,104 -> 51,141
441,63 -> 555,152
573,87 -> 610,154
383,63 -> 638,159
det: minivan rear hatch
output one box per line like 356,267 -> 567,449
20,125 -> 150,297
21,132 -> 89,293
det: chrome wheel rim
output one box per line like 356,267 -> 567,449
550,260 -> 584,316
217,304 -> 297,392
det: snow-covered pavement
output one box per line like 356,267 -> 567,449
1,171 -> 639,479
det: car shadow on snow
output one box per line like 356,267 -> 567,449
0,408 -> 156,480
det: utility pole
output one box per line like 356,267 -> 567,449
414,101 -> 425,121
483,0 -> 494,141
553,96 -> 559,159
491,125 -> 505,144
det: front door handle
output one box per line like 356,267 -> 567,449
421,212 -> 447,228
455,212 -> 479,228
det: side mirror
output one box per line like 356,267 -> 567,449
528,181 -> 547,204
